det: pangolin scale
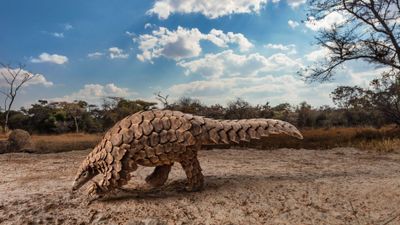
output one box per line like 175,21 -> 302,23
72,110 -> 303,197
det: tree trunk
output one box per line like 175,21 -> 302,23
4,99 -> 14,134
73,117 -> 79,133
3,110 -> 9,133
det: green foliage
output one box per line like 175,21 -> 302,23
0,94 -> 392,134
1,97 -> 157,134
331,71 -> 399,126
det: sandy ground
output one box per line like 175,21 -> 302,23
0,148 -> 400,225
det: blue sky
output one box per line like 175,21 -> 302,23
0,0 -> 379,108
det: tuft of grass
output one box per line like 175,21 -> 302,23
356,138 -> 400,153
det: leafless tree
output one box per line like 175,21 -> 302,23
301,0 -> 400,81
154,91 -> 170,108
0,63 -> 38,132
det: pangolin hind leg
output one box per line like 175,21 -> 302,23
87,154 -> 138,198
180,151 -> 204,191
145,164 -> 173,187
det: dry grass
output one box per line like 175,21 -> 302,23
2,126 -> 399,153
356,138 -> 400,153
234,125 -> 400,152
32,133 -> 102,153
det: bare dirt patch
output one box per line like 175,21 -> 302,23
1,148 -> 400,225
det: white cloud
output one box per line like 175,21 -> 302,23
168,65 -> 385,106
177,50 -> 303,79
51,32 -> 64,38
168,75 -> 336,106
137,27 -> 202,62
53,83 -> 135,104
126,31 -> 135,37
144,23 -> 155,29
64,24 -> 73,30
0,68 -> 53,87
206,29 -> 253,52
305,12 -> 346,31
305,47 -> 330,61
31,53 -> 68,64
167,50 -> 381,106
347,68 -> 380,87
147,0 -> 307,19
87,52 -> 104,59
108,47 -> 129,59
265,43 -> 297,54
288,20 -> 299,29
286,0 -> 306,8
136,26 -> 253,62
147,0 -> 268,19
28,75 -> 54,87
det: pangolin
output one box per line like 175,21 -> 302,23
72,110 -> 303,197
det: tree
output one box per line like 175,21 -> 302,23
296,101 -> 314,128
225,98 -> 259,119
27,101 -> 59,133
100,97 -> 157,129
258,102 -> 274,118
154,92 -> 170,108
272,103 -> 295,123
202,104 -> 225,119
169,97 -> 204,114
0,63 -> 39,132
302,0 -> 400,81
331,71 -> 400,125
59,101 -> 87,133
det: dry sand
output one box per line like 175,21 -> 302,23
0,148 -> 400,225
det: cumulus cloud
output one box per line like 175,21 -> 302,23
286,0 -> 306,8
168,75 -> 336,106
305,12 -> 346,31
288,20 -> 300,29
0,68 -> 53,87
168,65 -> 385,106
53,83 -> 135,104
87,52 -> 105,59
177,50 -> 302,79
265,43 -> 297,54
166,49 -> 380,106
147,0 -> 268,19
31,53 -> 68,64
136,26 -> 253,62
147,0 -> 307,19
205,29 -> 253,52
108,47 -> 129,59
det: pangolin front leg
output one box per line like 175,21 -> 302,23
145,164 -> 173,187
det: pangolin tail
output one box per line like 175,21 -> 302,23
201,118 -> 303,145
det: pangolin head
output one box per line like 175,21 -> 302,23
72,158 -> 98,191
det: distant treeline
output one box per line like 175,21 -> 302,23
0,96 -> 389,134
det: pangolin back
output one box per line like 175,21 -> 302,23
99,110 -> 302,151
